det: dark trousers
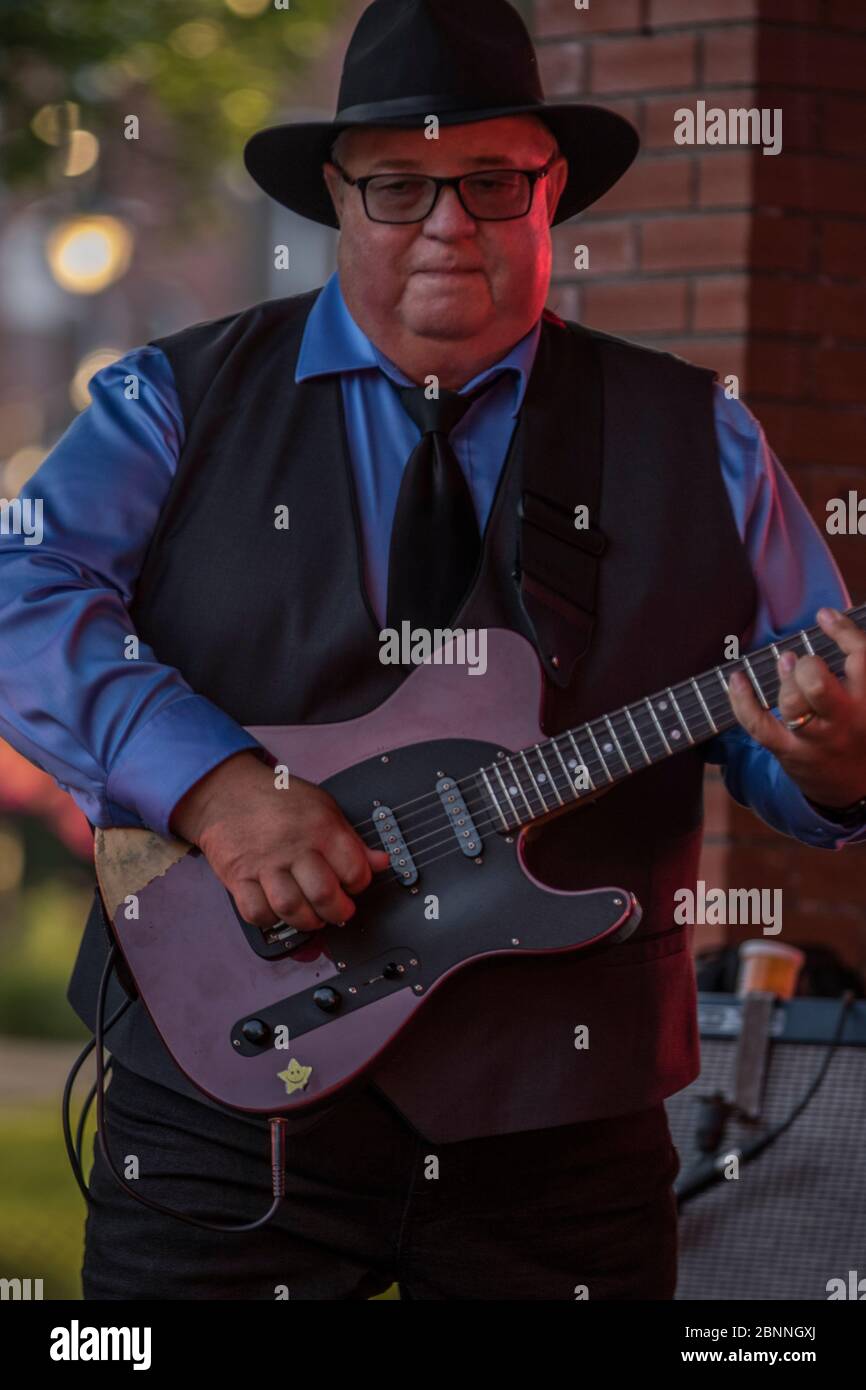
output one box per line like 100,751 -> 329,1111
82,1060 -> 680,1301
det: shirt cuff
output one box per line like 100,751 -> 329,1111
104,694 -> 267,838
779,767 -> 866,846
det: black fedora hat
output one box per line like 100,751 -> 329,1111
243,0 -> 639,228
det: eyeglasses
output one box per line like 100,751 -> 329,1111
329,153 -> 558,224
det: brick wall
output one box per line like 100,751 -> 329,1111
534,0 -> 866,969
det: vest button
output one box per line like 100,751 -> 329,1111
313,986 -> 342,1012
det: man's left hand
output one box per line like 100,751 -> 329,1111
727,606 -> 866,810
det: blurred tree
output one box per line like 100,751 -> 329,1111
0,0 -> 348,232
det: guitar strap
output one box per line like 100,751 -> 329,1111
516,311 -> 606,692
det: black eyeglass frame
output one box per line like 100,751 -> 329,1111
328,153 -> 559,223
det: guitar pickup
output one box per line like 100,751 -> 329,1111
436,775 -> 482,857
373,805 -> 418,885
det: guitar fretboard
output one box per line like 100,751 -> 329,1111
475,603 -> 866,831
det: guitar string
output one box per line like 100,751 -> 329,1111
357,638 -> 856,889
344,609 -> 862,842
347,621 -> 857,857
352,632 -> 854,871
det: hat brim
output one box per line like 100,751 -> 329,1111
243,103 -> 638,227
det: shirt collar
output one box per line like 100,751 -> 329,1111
295,270 -> 541,418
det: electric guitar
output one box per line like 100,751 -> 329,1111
95,605 -> 863,1115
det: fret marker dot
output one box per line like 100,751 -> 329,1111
538,773 -> 547,782
603,742 -> 613,753
508,786 -> 519,796
659,700 -> 668,710
568,759 -> 578,769
671,729 -> 681,740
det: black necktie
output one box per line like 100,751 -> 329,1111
386,376 -> 500,633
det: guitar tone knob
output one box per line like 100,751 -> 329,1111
240,1018 -> 270,1046
313,986 -> 342,1013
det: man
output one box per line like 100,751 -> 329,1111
1,0 -> 865,1301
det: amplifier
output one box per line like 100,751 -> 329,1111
665,993 -> 866,1301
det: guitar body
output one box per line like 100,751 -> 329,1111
95,629 -> 640,1115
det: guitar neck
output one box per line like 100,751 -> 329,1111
477,601 -> 866,832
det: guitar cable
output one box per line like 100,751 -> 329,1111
64,945 -> 289,1233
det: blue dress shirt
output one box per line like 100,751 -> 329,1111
0,269 -> 863,847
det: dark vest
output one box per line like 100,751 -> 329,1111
68,288 -> 757,1141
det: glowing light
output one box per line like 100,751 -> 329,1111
281,21 -> 328,57
63,129 -> 100,177
30,102 -> 80,146
223,0 -> 271,16
169,21 -> 224,58
70,348 -> 125,411
220,88 -> 271,128
4,446 -> 47,496
44,216 -> 134,295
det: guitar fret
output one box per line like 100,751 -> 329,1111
624,706 -> 652,766
551,737 -> 581,795
535,743 -> 565,807
584,723 -> 614,783
691,677 -> 718,734
603,715 -> 630,772
492,763 -> 520,827
480,767 -> 509,830
504,756 -> 533,819
667,687 -> 694,745
566,731 -> 596,791
645,698 -> 672,754
497,605 -> 866,837
519,749 -> 547,811
741,655 -> 769,708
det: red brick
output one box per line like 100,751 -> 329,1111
758,29 -> 866,92
636,335 -> 746,381
537,41 -> 585,97
791,833 -> 866,900
650,0 -> 757,22
698,151 -> 754,206
820,220 -> 866,277
693,275 -> 750,330
642,212 -> 751,270
704,768 -> 731,823
546,282 -> 581,321
815,348 -> 866,402
652,0 -> 820,19
751,277 -> 819,334
588,156 -> 693,214
589,34 -> 697,94
553,220 -> 637,275
534,0 -> 641,37
747,340 -> 813,397
828,0 -> 866,30
644,94 -> 738,151
824,96 -> 866,156
756,0 -> 821,15
702,27 -> 758,85
752,403 -> 866,466
756,155 -> 866,217
763,90 -> 820,153
582,279 -> 690,332
752,215 -> 814,272
817,282 -> 866,338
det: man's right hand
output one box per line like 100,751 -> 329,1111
169,751 -> 391,932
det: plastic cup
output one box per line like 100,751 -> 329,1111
736,939 -> 805,999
